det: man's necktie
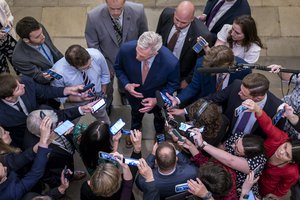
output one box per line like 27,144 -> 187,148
15,101 -> 25,114
235,111 -> 251,133
167,28 -> 180,52
111,17 -> 122,46
142,60 -> 149,84
81,71 -> 99,100
206,0 -> 225,27
216,73 -> 227,91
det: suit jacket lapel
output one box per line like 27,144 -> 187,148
21,41 -> 52,67
122,5 -> 131,42
162,17 -> 174,46
180,22 -> 195,60
102,9 -> 119,46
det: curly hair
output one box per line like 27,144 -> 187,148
188,99 -> 222,139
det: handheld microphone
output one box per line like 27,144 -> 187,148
155,90 -> 165,109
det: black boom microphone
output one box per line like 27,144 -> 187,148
235,63 -> 300,74
197,67 -> 241,74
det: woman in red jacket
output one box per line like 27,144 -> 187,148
242,99 -> 300,198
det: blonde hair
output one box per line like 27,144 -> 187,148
0,127 -> 21,154
137,31 -> 162,52
90,163 -> 122,197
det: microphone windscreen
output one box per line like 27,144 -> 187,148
155,90 -> 164,109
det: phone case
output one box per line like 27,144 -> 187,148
175,183 -> 189,193
109,119 -> 126,135
92,99 -> 106,112
54,120 -> 74,135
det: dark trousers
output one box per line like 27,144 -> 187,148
0,33 -> 17,73
127,96 -> 165,134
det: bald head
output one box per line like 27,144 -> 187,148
106,0 -> 125,18
173,1 -> 195,29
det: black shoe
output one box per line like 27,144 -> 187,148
106,104 -> 112,115
121,96 -> 129,105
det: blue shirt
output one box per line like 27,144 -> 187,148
51,48 -> 110,103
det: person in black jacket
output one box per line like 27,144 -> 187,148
0,116 -> 52,200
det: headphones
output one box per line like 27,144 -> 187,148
193,101 -> 211,119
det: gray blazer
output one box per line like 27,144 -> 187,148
85,1 -> 148,70
12,25 -> 63,84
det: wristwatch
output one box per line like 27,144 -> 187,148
202,191 -> 212,200
199,141 -> 208,150
242,194 -> 249,199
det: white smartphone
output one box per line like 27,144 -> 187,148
109,119 -> 126,135
124,157 -> 140,166
92,99 -> 106,112
54,120 -> 74,136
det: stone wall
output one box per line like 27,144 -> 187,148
6,0 -> 300,57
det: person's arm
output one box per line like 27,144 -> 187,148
3,148 -> 35,172
268,64 -> 293,81
137,158 -> 160,200
13,117 -> 52,199
188,178 -> 215,200
242,99 -> 288,140
2,0 -> 14,25
12,57 -> 51,84
129,129 -> 142,177
214,24 -> 231,46
85,13 -> 100,49
194,131 -> 250,174
240,171 -> 259,200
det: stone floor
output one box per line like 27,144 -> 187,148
62,56 -> 300,200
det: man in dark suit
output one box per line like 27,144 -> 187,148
205,73 -> 284,139
85,0 -> 148,107
114,31 -> 180,146
0,74 -> 88,148
12,16 -> 63,85
169,45 -> 251,107
199,0 -> 251,43
156,1 -> 213,89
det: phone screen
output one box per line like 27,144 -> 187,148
54,120 -> 74,136
175,183 -> 189,193
98,151 -> 117,161
124,157 -> 140,166
156,134 -> 166,144
110,119 -> 126,135
92,99 -> 106,112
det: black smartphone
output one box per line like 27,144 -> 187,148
168,118 -> 179,128
121,129 -> 131,135
156,134 -> 166,144
46,69 -> 63,80
79,83 -> 95,93
172,129 -> 185,142
63,165 -> 71,181
272,108 -> 285,125
40,111 -> 46,119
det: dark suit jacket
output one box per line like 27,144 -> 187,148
23,107 -> 81,187
204,0 -> 251,42
0,76 -> 67,147
205,80 -> 285,138
0,147 -> 51,200
178,56 -> 251,106
156,7 -> 213,83
12,25 -> 63,84
114,40 -> 180,109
